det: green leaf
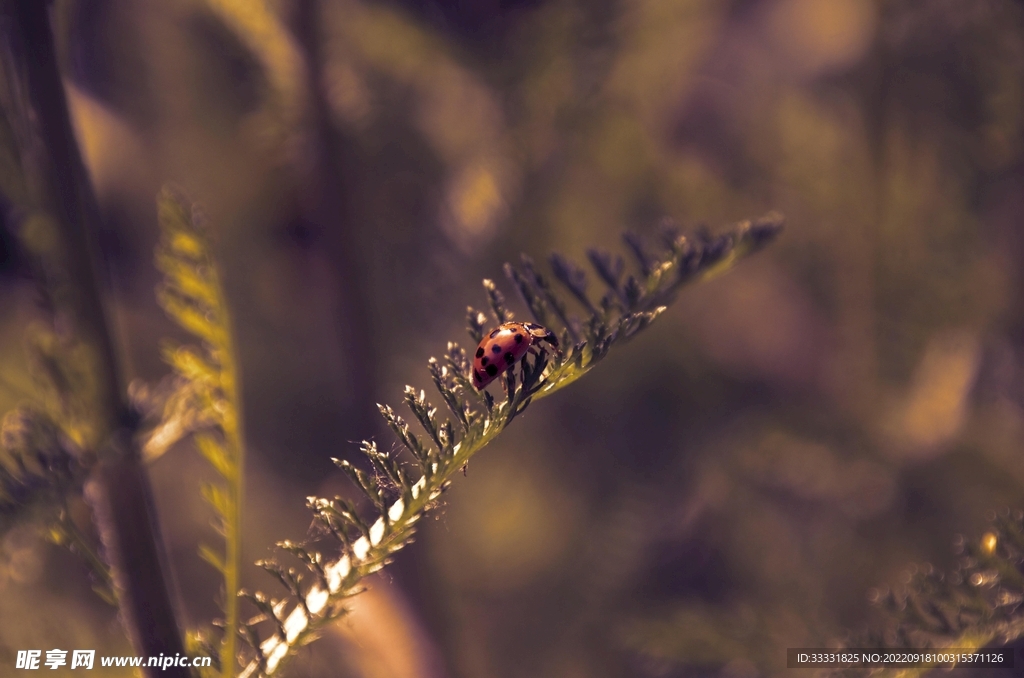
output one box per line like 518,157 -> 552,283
199,543 -> 227,574
195,434 -> 235,480
155,186 -> 245,677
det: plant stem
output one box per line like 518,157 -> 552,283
212,263 -> 244,678
292,0 -> 381,433
4,2 -> 188,675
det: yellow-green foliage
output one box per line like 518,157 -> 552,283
154,186 -> 246,678
828,515 -> 1024,678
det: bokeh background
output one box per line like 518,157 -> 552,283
2,0 -> 1024,676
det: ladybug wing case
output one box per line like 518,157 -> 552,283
472,325 -> 532,388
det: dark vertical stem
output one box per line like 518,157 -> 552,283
292,0 -> 380,434
5,2 -> 187,675
87,449 -> 190,678
7,5 -> 120,404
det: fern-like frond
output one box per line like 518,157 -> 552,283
0,406 -> 113,599
237,213 -> 783,677
153,186 -> 245,678
0,315 -> 116,597
0,64 -> 118,605
0,407 -> 85,533
826,511 -> 1024,678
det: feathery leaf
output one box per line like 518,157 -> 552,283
153,186 -> 246,678
236,213 -> 783,677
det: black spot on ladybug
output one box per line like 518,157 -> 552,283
485,364 -> 498,377
504,352 -> 515,364
492,344 -> 502,354
514,334 -> 523,343
481,357 -> 489,366
489,329 -> 500,339
476,347 -> 484,358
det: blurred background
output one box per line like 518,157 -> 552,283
2,0 -> 1024,676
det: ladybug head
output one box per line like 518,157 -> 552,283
523,322 -> 558,347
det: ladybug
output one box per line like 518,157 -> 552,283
471,322 -> 560,389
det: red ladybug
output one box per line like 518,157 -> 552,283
471,322 -> 560,389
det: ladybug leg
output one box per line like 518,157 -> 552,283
548,341 -> 564,361
461,461 -> 469,476
538,334 -> 562,359
530,338 -> 562,361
